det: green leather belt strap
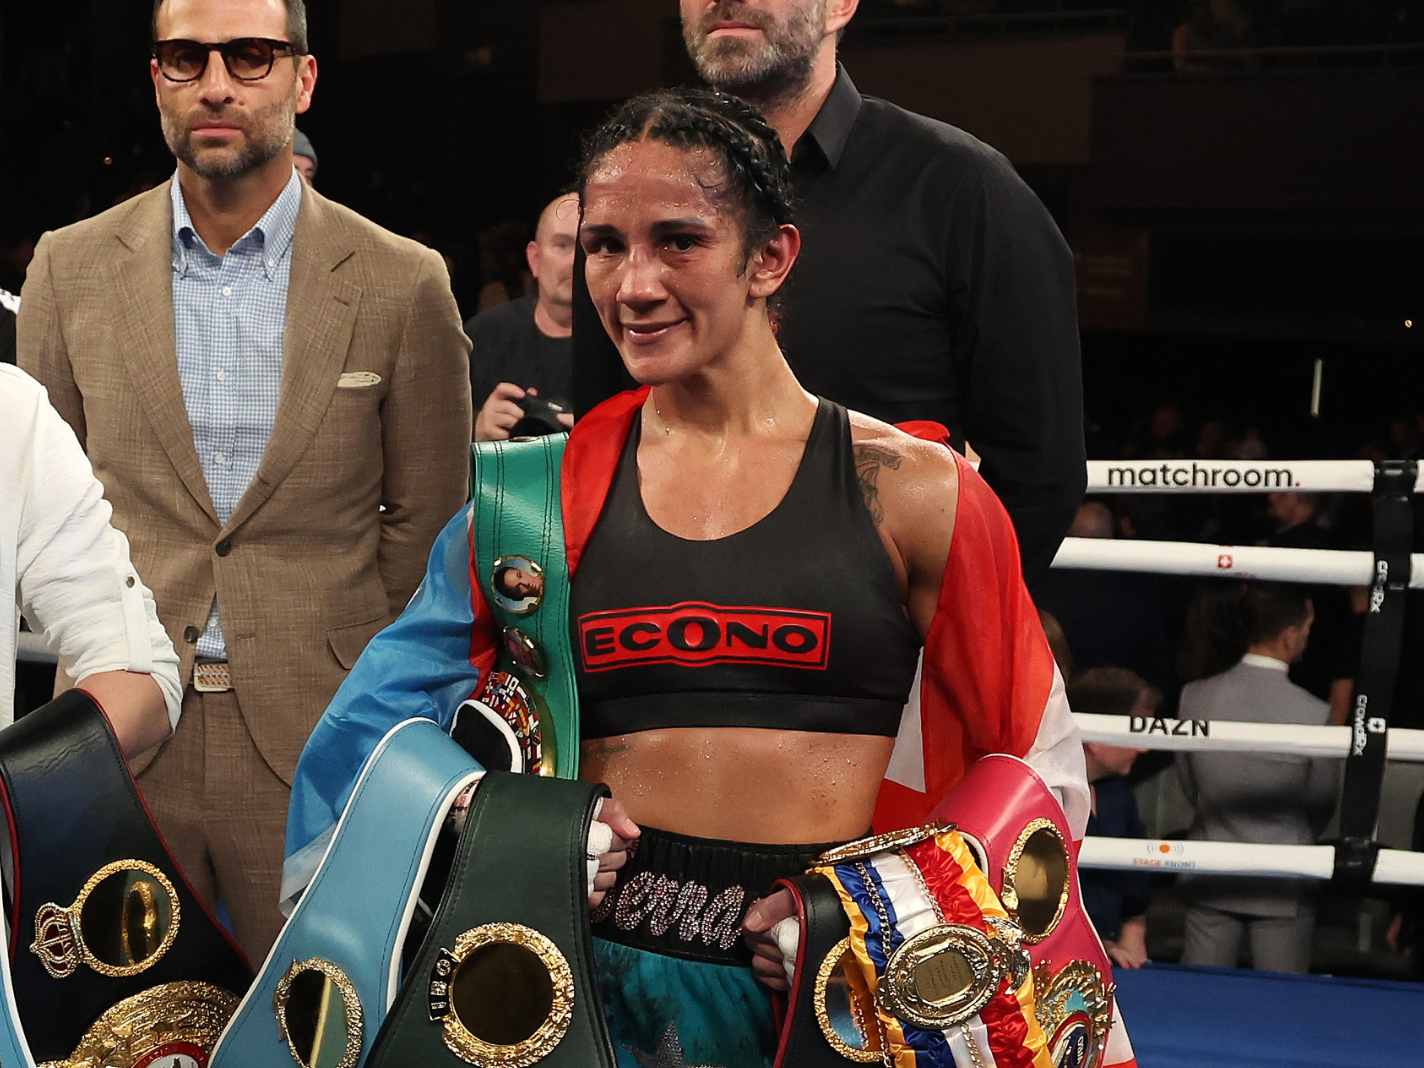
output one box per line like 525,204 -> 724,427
470,435 -> 580,780
366,771 -> 615,1067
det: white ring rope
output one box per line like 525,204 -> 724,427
1085,459 -> 1424,495
1051,536 -> 1424,589
1073,712 -> 1424,763
1077,836 -> 1424,887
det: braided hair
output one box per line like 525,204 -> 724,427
578,87 -> 795,262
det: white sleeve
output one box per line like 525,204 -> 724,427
1024,664 -> 1091,839
15,387 -> 182,728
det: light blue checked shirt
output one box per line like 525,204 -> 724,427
171,169 -> 302,659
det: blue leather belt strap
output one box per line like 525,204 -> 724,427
211,719 -> 483,1068
0,950 -> 35,1068
469,435 -> 581,779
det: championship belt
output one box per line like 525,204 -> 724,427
928,756 -> 1118,1068
805,825 -> 1051,1068
769,873 -> 854,1068
455,435 -> 580,779
0,690 -> 253,1066
209,719 -> 484,1068
364,771 -> 614,1067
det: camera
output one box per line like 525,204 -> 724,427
511,392 -> 571,437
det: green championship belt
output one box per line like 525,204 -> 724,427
364,771 -> 615,1067
458,435 -> 581,780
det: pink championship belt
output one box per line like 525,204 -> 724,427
778,756 -> 1135,1068
928,756 -> 1135,1068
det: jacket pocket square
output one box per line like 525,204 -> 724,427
337,371 -> 381,388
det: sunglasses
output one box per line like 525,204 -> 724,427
153,38 -> 301,83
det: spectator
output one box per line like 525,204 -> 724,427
1263,491 -> 1359,722
469,192 -> 578,442
1040,608 -> 1074,680
1035,502 -> 1175,692
19,0 -> 471,962
1176,582 -> 1341,973
575,0 -> 1087,590
1129,400 -> 1190,460
1173,0 -> 1254,73
1,364 -> 180,753
1385,787 -> 1424,978
292,127 -> 317,183
1068,667 -> 1156,970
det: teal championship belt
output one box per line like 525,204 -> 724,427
211,719 -> 483,1068
366,772 -> 615,1068
0,939 -> 34,1068
458,436 -> 581,780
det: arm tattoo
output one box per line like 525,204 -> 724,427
853,443 -> 903,526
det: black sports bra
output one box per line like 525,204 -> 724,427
571,399 -> 921,739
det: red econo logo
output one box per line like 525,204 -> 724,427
577,602 -> 832,672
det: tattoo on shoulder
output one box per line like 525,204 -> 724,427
853,443 -> 902,526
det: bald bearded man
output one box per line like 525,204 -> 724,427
469,192 -> 579,441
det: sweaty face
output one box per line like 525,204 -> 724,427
681,0 -> 828,98
153,0 -> 311,181
581,139 -> 756,387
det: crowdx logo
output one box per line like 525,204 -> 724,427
1370,559 -> 1389,613
1351,693 -> 1387,756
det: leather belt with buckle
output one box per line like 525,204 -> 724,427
193,659 -> 233,693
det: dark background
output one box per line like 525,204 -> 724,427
2,0 -> 1421,461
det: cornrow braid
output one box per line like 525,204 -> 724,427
579,87 -> 796,261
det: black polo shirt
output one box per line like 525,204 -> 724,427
573,67 -> 1085,586
465,295 -> 573,409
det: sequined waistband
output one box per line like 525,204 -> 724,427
590,825 -> 845,965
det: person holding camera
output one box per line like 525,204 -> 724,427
469,192 -> 579,440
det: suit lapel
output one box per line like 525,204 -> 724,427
110,184 -> 219,525
222,189 -> 361,537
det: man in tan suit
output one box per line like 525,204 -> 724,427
19,0 -> 471,961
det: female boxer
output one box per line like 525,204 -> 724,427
568,89 -> 1083,1066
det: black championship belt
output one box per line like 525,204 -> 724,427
771,872 -> 861,1068
0,690 -> 252,1064
366,770 -> 615,1067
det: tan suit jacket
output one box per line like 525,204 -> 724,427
18,179 -> 472,782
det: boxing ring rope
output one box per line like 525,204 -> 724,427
1073,712 -> 1424,763
1085,458 -> 1424,495
1053,537 -> 1424,587
1067,456 -> 1422,892
1078,837 -> 1424,887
